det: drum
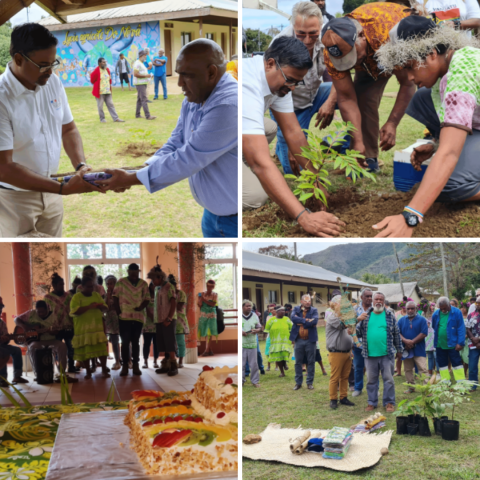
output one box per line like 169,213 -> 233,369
34,347 -> 54,385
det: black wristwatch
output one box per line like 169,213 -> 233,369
402,211 -> 420,227
453,19 -> 461,30
75,162 -> 86,171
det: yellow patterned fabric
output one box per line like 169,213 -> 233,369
227,60 -> 238,81
0,402 -> 128,479
324,2 -> 412,80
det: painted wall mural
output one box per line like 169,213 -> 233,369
52,21 -> 160,87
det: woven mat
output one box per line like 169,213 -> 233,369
242,424 -> 393,472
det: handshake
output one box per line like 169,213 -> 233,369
54,165 -> 144,195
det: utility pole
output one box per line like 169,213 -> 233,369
392,243 -> 405,298
439,242 -> 449,297
294,242 -> 298,261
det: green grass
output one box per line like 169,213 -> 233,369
59,87 -> 202,237
243,78 -> 426,237
243,327 -> 480,480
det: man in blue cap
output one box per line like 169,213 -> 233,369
320,3 -> 415,173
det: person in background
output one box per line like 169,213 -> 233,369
352,288 -> 373,396
44,273 -> 77,373
450,298 -> 459,308
101,40 -> 237,238
70,276 -> 109,379
466,296 -> 480,391
132,50 -> 156,120
104,275 -> 121,370
398,301 -> 428,393
245,302 -> 266,377
384,300 -> 395,314
394,297 -> 409,376
143,47 -> 153,103
264,305 -> 292,378
357,292 -> 403,413
431,296 -> 466,382
153,48 -> 168,100
89,58 -> 124,124
425,302 -> 438,376
263,304 -> 276,326
143,282 -> 159,369
114,263 -> 150,377
78,266 -> 105,297
291,294 -> 319,390
242,300 -> 262,387
325,295 -> 355,409
285,304 -> 293,319
0,23 -> 104,238
271,2 -> 341,175
426,0 -> 480,35
174,279 -> 190,368
147,264 -> 178,377
311,0 -> 334,22
468,289 -> 480,315
116,53 -> 132,91
198,279 -> 218,357
66,276 -> 82,369
15,301 -> 78,383
0,297 -> 28,386
265,305 -> 276,371
459,301 -> 471,378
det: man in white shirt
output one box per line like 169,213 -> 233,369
242,36 -> 345,237
0,23 -> 103,238
468,289 -> 480,315
133,50 -> 156,120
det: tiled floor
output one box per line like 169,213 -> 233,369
0,354 -> 237,406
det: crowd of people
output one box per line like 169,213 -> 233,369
0,23 -> 238,239
0,264 -> 221,386
242,287 -> 480,412
242,0 -> 480,238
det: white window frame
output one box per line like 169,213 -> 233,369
64,242 -> 142,286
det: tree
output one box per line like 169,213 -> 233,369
360,272 -> 393,284
31,243 -> 63,296
257,245 -> 312,264
401,243 -> 480,297
0,22 -> 13,69
245,29 -> 273,53
343,0 -> 376,14
266,27 -> 280,37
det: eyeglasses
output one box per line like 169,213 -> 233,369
21,53 -> 61,73
275,60 -> 305,87
295,32 -> 320,41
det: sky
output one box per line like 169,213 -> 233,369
243,0 -> 345,32
10,4 -> 46,26
242,241 -> 354,256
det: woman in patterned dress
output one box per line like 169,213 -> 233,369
174,280 -> 190,368
70,276 -> 110,379
142,282 -> 159,369
264,306 -> 293,377
197,279 -> 218,357
44,273 -> 78,373
104,275 -> 121,370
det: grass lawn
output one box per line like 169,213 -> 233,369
59,87 -> 202,237
243,78 -> 426,237
243,327 -> 480,480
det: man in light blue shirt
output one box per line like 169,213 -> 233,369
100,39 -> 238,237
153,48 -> 168,100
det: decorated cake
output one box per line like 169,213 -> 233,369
125,365 -> 238,475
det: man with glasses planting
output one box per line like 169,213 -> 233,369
242,35 -> 345,238
0,23 -> 102,238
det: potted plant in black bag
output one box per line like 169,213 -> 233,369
431,401 -> 448,436
392,399 -> 413,435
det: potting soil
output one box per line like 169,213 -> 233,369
243,187 -> 480,238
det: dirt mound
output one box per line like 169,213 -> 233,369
243,187 -> 480,237
117,142 -> 162,158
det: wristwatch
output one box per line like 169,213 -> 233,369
453,19 -> 461,30
401,210 -> 420,227
75,162 -> 86,171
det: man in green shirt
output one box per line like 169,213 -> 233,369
358,292 -> 403,413
242,300 -> 262,388
432,297 -> 466,382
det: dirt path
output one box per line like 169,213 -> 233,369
243,187 -> 480,237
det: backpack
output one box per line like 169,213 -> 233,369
217,307 -> 225,335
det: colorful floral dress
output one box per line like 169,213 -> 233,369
44,292 -> 73,329
143,298 -> 156,333
70,292 -> 108,362
264,316 -> 293,362
104,290 -> 119,335
198,291 -> 218,338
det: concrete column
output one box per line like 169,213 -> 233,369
12,243 -> 33,315
178,243 -> 197,364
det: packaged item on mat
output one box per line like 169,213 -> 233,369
322,426 -> 354,460
306,438 -> 324,453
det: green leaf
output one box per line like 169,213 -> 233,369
298,183 -> 314,189
0,387 -> 20,407
284,174 -> 297,180
299,192 -> 313,202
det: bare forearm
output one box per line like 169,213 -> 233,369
0,163 -> 61,193
337,96 -> 363,142
327,83 -> 337,105
460,18 -> 480,29
62,127 -> 86,169
168,298 -> 176,318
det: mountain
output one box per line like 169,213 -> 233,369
302,243 -> 419,282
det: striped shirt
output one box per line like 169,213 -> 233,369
113,277 -> 150,323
